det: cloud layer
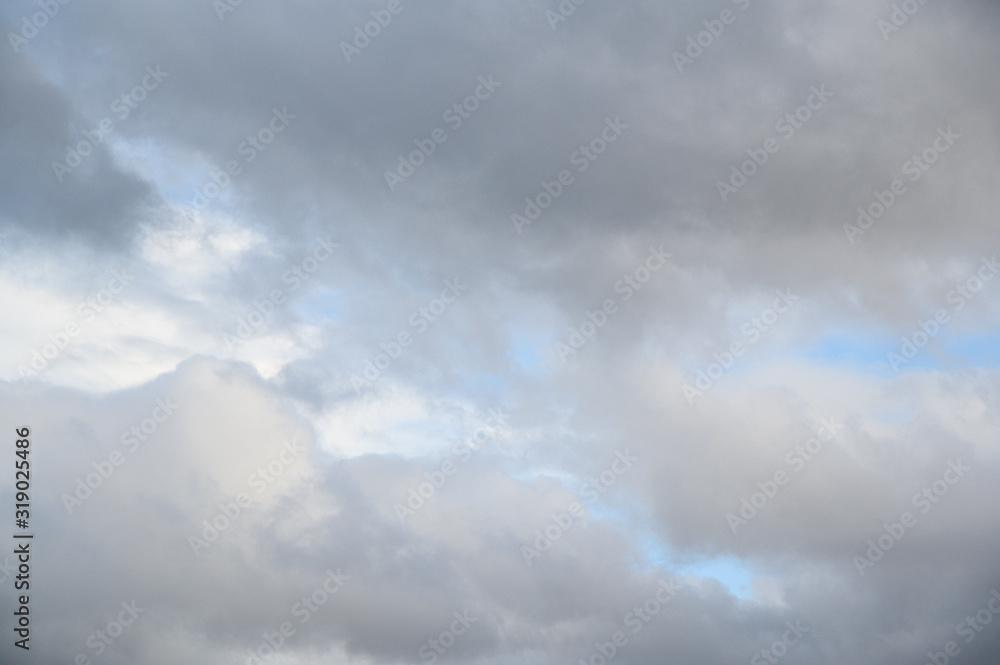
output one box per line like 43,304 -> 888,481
1,1 -> 999,664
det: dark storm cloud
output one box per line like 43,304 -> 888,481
0,40 -> 152,244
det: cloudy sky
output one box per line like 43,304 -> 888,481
2,0 -> 1000,663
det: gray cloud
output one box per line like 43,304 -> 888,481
1,1 -> 999,664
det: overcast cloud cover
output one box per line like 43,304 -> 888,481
1,0 -> 1000,663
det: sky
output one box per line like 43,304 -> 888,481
1,0 -> 1000,664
